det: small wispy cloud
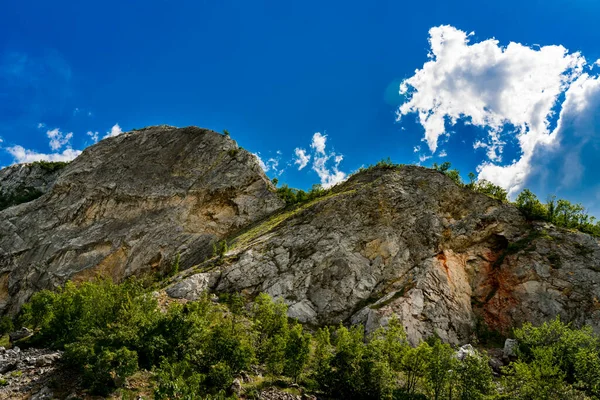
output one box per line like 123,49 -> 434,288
87,131 -> 99,143
309,132 -> 347,188
293,148 -> 311,170
253,152 -> 284,175
46,128 -> 73,151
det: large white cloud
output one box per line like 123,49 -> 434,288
104,123 -> 123,139
398,25 -> 598,198
6,145 -> 81,163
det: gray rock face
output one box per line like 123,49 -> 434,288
0,163 -> 62,199
503,339 -> 518,359
0,162 -> 64,211
166,273 -> 216,301
0,126 -> 284,314
211,167 -> 528,344
204,166 -> 600,345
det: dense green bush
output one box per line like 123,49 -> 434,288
15,277 -> 600,398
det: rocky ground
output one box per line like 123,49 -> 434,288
0,346 -> 63,400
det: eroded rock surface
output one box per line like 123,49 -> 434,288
203,166 -> 600,344
0,126 -> 284,314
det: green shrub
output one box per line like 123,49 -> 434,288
0,316 -> 14,335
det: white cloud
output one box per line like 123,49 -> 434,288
413,145 -> 421,153
253,153 -> 268,171
311,132 -> 327,154
294,148 -> 311,170
87,131 -> 99,143
37,122 -> 45,129
6,145 -> 81,164
309,132 -> 347,188
398,25 -> 590,196
46,128 -> 73,151
104,123 -> 123,138
253,152 -> 283,175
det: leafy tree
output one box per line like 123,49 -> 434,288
516,189 -> 548,220
454,351 -> 495,400
501,346 -> 571,400
401,342 -> 431,395
425,337 -> 457,400
251,293 -> 289,362
284,323 -> 312,382
474,179 -> 508,202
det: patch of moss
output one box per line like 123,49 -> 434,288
0,334 -> 10,348
230,189 -> 356,251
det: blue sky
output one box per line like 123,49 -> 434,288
2,1 -> 600,214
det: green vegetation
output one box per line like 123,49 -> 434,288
275,183 -> 329,206
499,317 -> 600,399
31,160 -> 70,172
11,278 -> 600,398
515,190 -> 600,236
223,129 -> 230,136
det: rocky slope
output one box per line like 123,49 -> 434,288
0,126 -> 283,314
170,166 -> 600,345
2,125 -> 600,346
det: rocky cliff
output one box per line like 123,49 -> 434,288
2,125 -> 600,345
0,126 -> 283,314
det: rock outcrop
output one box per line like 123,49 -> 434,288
201,166 -> 600,345
2,125 -> 600,346
0,162 -> 64,211
0,126 -> 284,314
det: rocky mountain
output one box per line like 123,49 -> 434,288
2,125 -> 600,345
0,126 -> 283,314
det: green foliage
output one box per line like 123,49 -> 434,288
284,323 -> 311,382
212,240 -> 228,258
424,337 -> 457,400
432,162 -> 463,186
275,183 -> 328,206
499,317 -> 600,399
32,160 -> 70,172
227,148 -> 238,157
514,190 -> 600,236
0,316 -> 14,335
222,129 -> 230,136
473,179 -> 508,202
454,352 -> 495,400
21,277 -> 600,398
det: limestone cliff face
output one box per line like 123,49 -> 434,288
0,126 -> 284,313
2,126 -> 600,346
197,166 -> 600,345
